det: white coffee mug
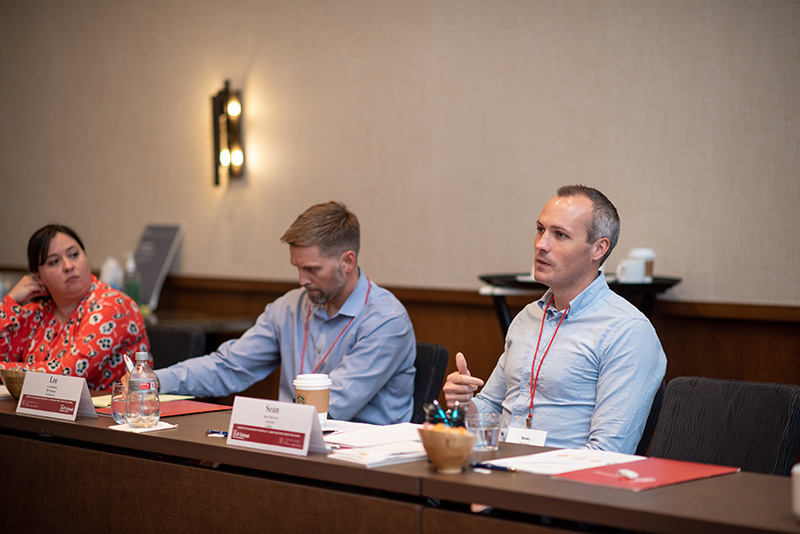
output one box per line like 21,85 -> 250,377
628,248 -> 656,282
616,258 -> 647,284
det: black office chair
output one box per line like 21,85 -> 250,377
146,324 -> 207,369
634,378 -> 666,456
411,342 -> 449,424
648,376 -> 800,476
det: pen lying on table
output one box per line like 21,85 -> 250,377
205,429 -> 228,438
472,462 -> 518,472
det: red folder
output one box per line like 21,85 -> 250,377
553,457 -> 740,491
98,399 -> 232,418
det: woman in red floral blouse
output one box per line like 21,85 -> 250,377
0,224 -> 150,390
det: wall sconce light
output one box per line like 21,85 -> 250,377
212,80 -> 244,186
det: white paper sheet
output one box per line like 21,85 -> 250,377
324,422 -> 422,448
487,448 -> 645,475
108,421 -> 178,433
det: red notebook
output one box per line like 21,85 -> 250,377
98,399 -> 232,418
553,457 -> 740,491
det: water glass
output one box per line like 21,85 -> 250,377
110,383 -> 127,425
466,412 -> 505,451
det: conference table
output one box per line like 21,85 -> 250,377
1,396 -> 798,534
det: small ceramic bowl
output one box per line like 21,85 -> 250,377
418,426 -> 477,474
0,368 -> 27,401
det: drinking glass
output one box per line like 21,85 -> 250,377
110,383 -> 127,425
466,412 -> 505,451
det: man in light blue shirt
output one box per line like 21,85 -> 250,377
156,202 -> 416,424
444,185 -> 666,453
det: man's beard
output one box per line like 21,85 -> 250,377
306,265 -> 346,305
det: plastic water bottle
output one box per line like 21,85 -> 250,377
126,352 -> 160,428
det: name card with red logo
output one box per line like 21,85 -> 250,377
16,373 -> 98,421
226,396 -> 326,456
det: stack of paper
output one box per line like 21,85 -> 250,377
328,440 -> 427,467
325,422 -> 427,468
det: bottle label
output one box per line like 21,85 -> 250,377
138,382 -> 152,390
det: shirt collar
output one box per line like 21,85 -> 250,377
538,271 -> 609,319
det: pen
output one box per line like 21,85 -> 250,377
472,462 -> 518,472
205,429 -> 228,438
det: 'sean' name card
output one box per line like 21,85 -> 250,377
226,397 -> 326,456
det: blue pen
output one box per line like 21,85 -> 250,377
205,429 -> 228,438
472,462 -> 518,472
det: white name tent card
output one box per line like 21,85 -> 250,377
226,396 -> 326,456
16,373 -> 98,421
505,427 -> 547,447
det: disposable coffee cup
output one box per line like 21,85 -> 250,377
293,373 -> 332,427
628,248 -> 656,282
616,258 -> 647,284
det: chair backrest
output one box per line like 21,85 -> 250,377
146,325 -> 207,369
648,376 -> 800,476
411,342 -> 449,424
635,378 -> 666,456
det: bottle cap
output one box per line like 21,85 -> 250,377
134,351 -> 149,361
125,252 -> 137,274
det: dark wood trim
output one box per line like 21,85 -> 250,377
654,300 -> 800,323
163,274 -> 296,295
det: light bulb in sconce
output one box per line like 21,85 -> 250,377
227,98 -> 242,117
231,148 -> 244,167
219,149 -> 231,167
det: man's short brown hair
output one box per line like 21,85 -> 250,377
280,201 -> 360,259
556,184 -> 620,265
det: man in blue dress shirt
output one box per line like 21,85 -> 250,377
444,185 -> 666,453
156,201 -> 416,424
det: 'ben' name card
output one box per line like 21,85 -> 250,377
16,373 -> 98,421
226,397 -> 326,456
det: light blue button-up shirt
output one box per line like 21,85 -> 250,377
473,274 -> 666,453
156,270 -> 416,424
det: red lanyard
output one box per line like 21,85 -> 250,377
527,297 -> 569,428
300,276 -> 371,375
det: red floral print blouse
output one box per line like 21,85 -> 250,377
0,276 -> 150,391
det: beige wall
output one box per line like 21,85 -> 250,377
1,0 -> 798,306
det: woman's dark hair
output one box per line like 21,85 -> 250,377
27,224 -> 86,273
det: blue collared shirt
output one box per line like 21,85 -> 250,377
473,274 -> 666,453
156,270 -> 416,424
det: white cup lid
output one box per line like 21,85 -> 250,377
293,373 -> 332,389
